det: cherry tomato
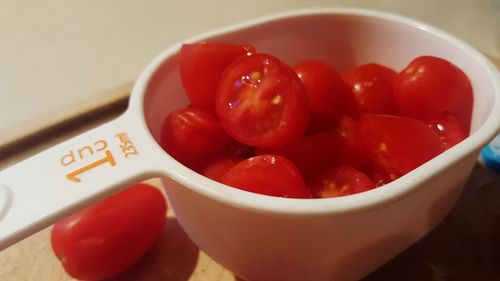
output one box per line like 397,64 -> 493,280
359,114 -> 444,180
343,63 -> 397,115
51,183 -> 167,281
180,42 -> 255,113
428,113 -> 467,150
202,156 -> 242,181
448,86 -> 473,135
256,131 -> 340,179
220,154 -> 312,198
333,115 -> 371,171
215,53 -> 309,148
308,165 -> 375,198
393,56 -> 472,121
293,60 -> 348,118
160,107 -> 229,169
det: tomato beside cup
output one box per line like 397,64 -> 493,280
51,183 -> 167,281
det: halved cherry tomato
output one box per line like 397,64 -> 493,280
180,42 -> 255,113
333,115 -> 371,171
428,113 -> 467,150
256,131 -> 340,179
51,183 -> 167,281
220,154 -> 312,198
215,53 -> 309,148
393,56 -> 472,121
343,63 -> 397,115
308,165 -> 375,198
448,86 -> 473,135
293,60 -> 348,118
160,107 -> 229,169
359,114 -> 444,181
202,156 -> 242,181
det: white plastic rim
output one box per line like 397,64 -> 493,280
131,8 -> 500,215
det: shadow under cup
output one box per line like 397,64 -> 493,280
138,10 -> 499,281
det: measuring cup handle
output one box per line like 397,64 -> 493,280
0,112 -> 165,250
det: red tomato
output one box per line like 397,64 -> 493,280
428,113 -> 467,150
51,183 -> 167,281
308,165 -> 375,198
256,131 -> 340,179
160,107 -> 229,169
293,60 -> 348,118
215,53 -> 310,148
393,56 -> 472,121
448,86 -> 473,135
220,154 -> 312,198
343,63 -> 397,115
222,138 -> 255,159
202,156 -> 242,181
359,114 -> 444,180
333,115 -> 371,171
180,42 -> 255,113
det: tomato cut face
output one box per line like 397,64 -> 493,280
333,115 -> 371,171
160,107 -> 229,169
428,113 -> 467,150
308,165 -> 375,198
343,63 -> 397,115
215,53 -> 310,148
393,56 -> 472,121
293,60 -> 348,119
220,154 -> 312,198
180,42 -> 255,113
51,183 -> 167,281
359,114 -> 444,180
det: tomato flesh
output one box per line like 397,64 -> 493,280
309,165 -> 375,198
51,184 -> 167,281
180,42 -> 255,113
359,114 -> 444,180
221,154 -> 312,198
215,54 -> 309,148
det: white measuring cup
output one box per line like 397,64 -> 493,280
1,8 -> 499,281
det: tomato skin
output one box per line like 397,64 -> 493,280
256,131 -> 340,179
428,113 -> 467,150
393,56 -> 472,121
309,165 -> 375,198
160,107 -> 229,170
180,42 -> 255,113
202,156 -> 242,181
220,154 -> 312,198
215,53 -> 310,148
293,60 -> 348,119
359,114 -> 444,180
51,184 -> 167,281
343,63 -> 397,115
333,116 -> 371,171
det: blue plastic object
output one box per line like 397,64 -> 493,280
480,134 -> 500,173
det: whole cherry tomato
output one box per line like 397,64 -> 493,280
343,63 -> 397,115
293,60 -> 349,119
308,165 -> 375,198
215,53 -> 310,148
428,113 -> 467,150
359,114 -> 444,181
160,107 -> 229,170
220,154 -> 312,198
180,42 -> 255,113
393,56 -> 472,121
51,183 -> 167,281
